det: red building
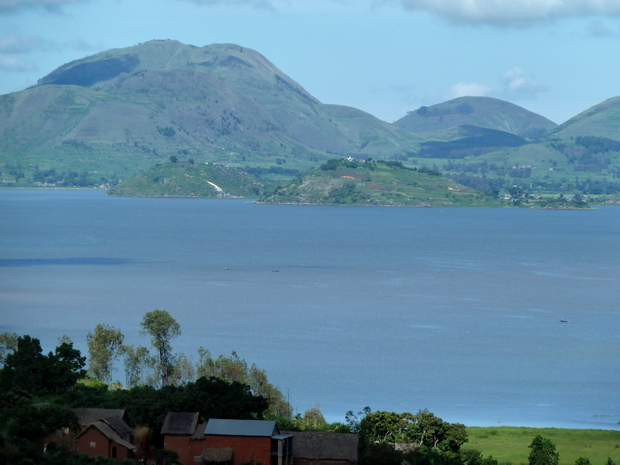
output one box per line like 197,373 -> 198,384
75,418 -> 135,461
161,416 -> 293,465
161,412 -> 206,465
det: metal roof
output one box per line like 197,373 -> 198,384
204,419 -> 279,437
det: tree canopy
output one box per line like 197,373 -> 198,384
358,408 -> 468,452
140,309 -> 181,387
528,435 -> 560,465
0,335 -> 85,396
86,323 -> 124,384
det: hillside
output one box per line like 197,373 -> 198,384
106,161 -> 272,198
548,96 -> 620,140
0,40 -> 420,185
1,39 -> 620,198
394,96 -> 557,139
259,158 -> 503,207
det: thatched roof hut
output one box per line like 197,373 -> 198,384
283,431 -> 358,464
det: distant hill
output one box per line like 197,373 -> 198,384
259,158 -> 502,207
394,96 -> 557,139
548,96 -> 620,140
106,161 -> 272,198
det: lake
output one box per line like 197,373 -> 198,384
1,189 -> 619,429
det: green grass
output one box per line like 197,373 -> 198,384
463,426 -> 620,465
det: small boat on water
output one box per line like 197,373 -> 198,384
560,318 -> 568,323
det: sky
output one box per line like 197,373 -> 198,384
0,0 -> 619,125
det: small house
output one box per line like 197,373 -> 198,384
75,418 -> 135,461
284,431 -> 358,465
202,419 -> 293,465
161,412 -> 206,465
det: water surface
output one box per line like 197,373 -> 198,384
1,189 -> 618,429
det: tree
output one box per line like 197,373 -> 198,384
119,345 -> 153,388
0,335 -> 47,394
295,406 -> 327,431
0,335 -> 85,396
575,458 -> 591,465
415,409 -> 467,452
87,324 -> 124,384
196,348 -> 293,419
0,331 -> 18,367
46,340 -> 87,393
169,353 -> 195,386
528,435 -> 559,465
169,155 -> 178,163
0,336 -> 86,395
0,398 -> 80,463
140,310 -> 181,387
360,410 -> 414,443
358,409 -> 467,452
113,376 -> 268,433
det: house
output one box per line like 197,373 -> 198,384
74,408 -> 129,432
283,431 -> 358,465
162,416 -> 293,465
75,417 -> 136,461
202,419 -> 293,465
161,412 -> 206,465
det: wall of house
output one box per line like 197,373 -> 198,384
163,435 -> 206,465
205,435 -> 272,465
76,428 -> 111,459
75,428 -> 132,461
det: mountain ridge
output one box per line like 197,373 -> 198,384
1,39 -> 619,196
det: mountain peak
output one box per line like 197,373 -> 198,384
394,95 -> 557,139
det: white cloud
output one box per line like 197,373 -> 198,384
0,53 -> 38,71
0,0 -> 88,14
398,0 -> 620,26
442,82 -> 492,100
0,32 -> 52,53
502,67 -> 547,96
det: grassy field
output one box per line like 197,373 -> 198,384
463,427 -> 620,465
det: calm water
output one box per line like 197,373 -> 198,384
1,189 -> 619,429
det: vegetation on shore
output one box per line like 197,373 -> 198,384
1,318 -> 618,465
106,158 -> 275,198
258,158 -> 505,207
258,158 -> 591,208
465,426 -> 620,465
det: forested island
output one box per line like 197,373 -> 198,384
105,157 -> 592,209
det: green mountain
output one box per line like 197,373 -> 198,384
259,158 -> 502,207
1,39 -> 619,198
548,96 -> 620,140
394,96 -> 557,139
106,161 -> 273,198
0,40 -> 419,185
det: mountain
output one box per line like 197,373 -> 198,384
259,158 -> 503,207
1,39 -> 619,198
394,96 -> 558,139
548,96 -> 620,140
0,40 -> 419,184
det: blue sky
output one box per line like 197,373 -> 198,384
0,0 -> 619,124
